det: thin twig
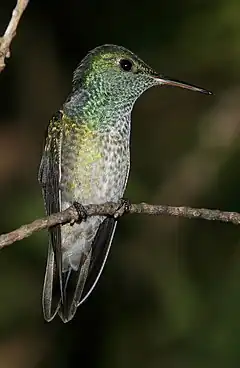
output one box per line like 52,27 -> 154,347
0,202 -> 240,249
0,0 -> 29,72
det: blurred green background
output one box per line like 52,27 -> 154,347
0,0 -> 240,367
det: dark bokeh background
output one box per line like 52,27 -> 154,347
0,0 -> 240,367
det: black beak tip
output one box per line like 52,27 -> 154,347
202,89 -> 213,96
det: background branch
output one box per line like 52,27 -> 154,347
0,202 -> 240,249
0,0 -> 29,72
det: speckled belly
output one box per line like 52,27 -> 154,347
60,128 -> 130,209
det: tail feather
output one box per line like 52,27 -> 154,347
59,217 -> 117,322
58,249 -> 92,322
43,217 -> 117,322
81,217 -> 117,304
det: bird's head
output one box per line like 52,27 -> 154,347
72,44 -> 211,115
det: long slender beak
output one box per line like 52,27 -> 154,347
154,76 -> 212,95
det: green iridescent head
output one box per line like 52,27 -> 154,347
71,44 -> 211,117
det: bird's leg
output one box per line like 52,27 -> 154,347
114,198 -> 131,219
72,201 -> 88,225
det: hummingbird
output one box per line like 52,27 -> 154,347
38,44 -> 212,323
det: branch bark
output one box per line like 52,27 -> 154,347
0,0 -> 29,72
1,202 -> 240,249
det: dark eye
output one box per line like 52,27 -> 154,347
119,59 -> 133,72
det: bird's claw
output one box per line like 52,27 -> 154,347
72,201 -> 88,225
114,198 -> 131,219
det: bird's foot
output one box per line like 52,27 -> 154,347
71,201 -> 88,225
114,198 -> 131,219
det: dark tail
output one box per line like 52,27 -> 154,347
58,217 -> 117,322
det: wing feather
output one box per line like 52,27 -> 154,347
38,111 -> 63,321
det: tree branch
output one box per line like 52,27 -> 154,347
0,0 -> 29,72
1,202 -> 240,249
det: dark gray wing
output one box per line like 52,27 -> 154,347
59,217 -> 117,323
38,111 -> 63,321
